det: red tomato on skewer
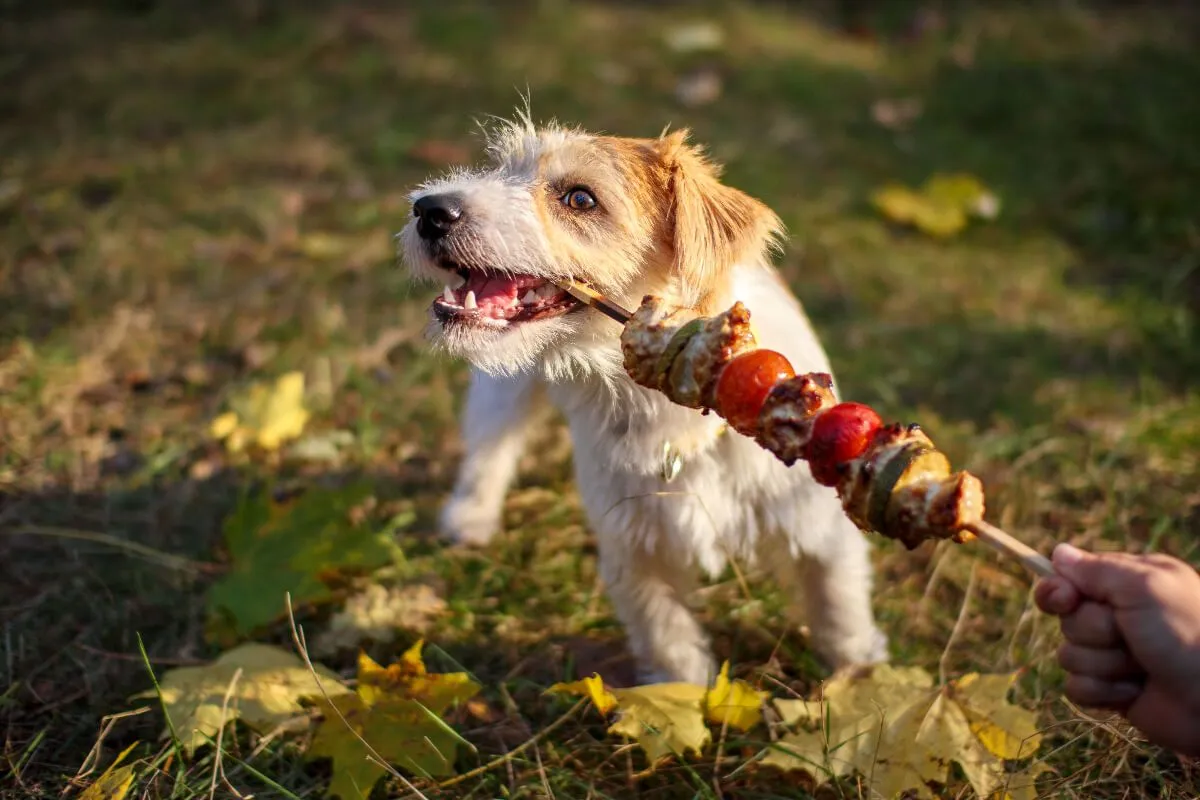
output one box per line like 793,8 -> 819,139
714,350 -> 796,435
804,402 -> 883,486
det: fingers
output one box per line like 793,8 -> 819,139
1034,576 -> 1082,615
1051,544 -> 1156,607
1064,673 -> 1142,710
1059,601 -> 1123,648
1058,642 -> 1143,680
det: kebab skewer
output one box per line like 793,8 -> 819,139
559,281 -> 1054,578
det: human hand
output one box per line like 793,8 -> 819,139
1034,543 -> 1200,756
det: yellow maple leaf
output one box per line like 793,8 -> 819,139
922,173 -> 1001,220
310,693 -> 464,799
765,666 -> 1046,800
308,640 -> 480,798
209,371 -> 310,453
134,643 -> 349,755
768,665 -> 938,791
703,662 -> 768,731
871,184 -> 966,238
547,674 -> 618,714
548,663 -> 766,764
952,672 -> 1043,760
80,741 -> 140,800
548,678 -> 703,762
870,173 -> 999,238
356,640 -> 481,713
609,682 -> 710,763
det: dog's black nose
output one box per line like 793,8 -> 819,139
413,193 -> 465,240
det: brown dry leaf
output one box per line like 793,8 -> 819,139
675,68 -> 722,107
871,97 -> 923,129
311,585 -> 448,656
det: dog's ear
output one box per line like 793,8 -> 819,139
656,130 -> 783,308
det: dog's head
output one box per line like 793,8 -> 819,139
399,117 -> 782,376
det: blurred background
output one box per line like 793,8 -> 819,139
2,1 -> 1199,797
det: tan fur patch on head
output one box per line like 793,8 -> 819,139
654,130 -> 784,311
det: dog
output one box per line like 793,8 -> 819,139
399,114 -> 888,685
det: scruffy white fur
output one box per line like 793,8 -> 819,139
399,114 -> 888,685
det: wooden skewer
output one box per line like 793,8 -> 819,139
558,280 -> 635,324
553,279 -> 1057,579
963,520 -> 1056,577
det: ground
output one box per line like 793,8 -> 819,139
2,1 -> 1199,798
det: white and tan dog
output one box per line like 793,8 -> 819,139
399,115 -> 888,685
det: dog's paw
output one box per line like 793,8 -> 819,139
438,497 -> 501,547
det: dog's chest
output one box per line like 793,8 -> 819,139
548,378 -> 803,572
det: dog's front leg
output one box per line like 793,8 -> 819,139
440,368 -> 547,547
598,545 -> 717,686
765,495 -> 890,669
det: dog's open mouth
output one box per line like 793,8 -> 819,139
431,265 -> 582,326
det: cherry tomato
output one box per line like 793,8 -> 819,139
715,350 -> 795,435
804,402 -> 883,486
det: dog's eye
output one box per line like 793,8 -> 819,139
561,188 -> 597,211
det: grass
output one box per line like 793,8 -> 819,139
2,0 -> 1199,797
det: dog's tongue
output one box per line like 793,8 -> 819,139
465,272 -> 544,310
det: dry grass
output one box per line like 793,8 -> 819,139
2,1 -> 1199,797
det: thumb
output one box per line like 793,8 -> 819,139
1052,543 -> 1145,607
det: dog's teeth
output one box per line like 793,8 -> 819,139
447,273 -> 466,289
538,284 -> 559,299
464,290 -> 477,310
443,286 -> 455,303
521,290 -> 538,305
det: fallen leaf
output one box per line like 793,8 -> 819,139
80,741 -> 140,800
609,682 -> 710,762
356,641 -> 480,713
923,173 -> 1001,220
765,666 -> 1046,799
675,68 -> 722,107
289,429 -> 356,464
871,97 -> 923,129
704,662 -> 768,731
871,183 -> 967,238
308,640 -> 479,798
952,672 -> 1042,760
663,21 -> 724,53
548,674 -> 618,715
312,582 -> 447,656
209,371 -> 310,453
768,665 -> 937,788
548,662 -> 766,764
134,643 -> 350,755
870,173 -> 1000,238
310,693 -> 462,798
206,483 -> 397,638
